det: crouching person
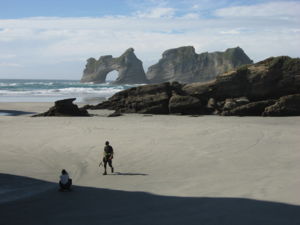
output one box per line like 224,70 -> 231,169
59,169 -> 72,191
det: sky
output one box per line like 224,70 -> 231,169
0,0 -> 299,80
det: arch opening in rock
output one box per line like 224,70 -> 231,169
105,70 -> 119,83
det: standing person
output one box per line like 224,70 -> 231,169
101,141 -> 114,175
59,169 -> 72,191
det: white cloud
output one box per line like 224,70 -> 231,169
0,62 -> 22,67
219,29 -> 241,35
135,7 -> 176,18
0,54 -> 16,59
215,1 -> 300,19
0,1 -> 299,79
181,13 -> 200,19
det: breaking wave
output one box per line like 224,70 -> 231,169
0,79 -> 137,103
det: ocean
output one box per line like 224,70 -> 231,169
0,79 -> 137,104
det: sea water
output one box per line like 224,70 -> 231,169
0,79 -> 138,104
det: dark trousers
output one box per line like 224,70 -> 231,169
59,179 -> 72,190
103,157 -> 113,170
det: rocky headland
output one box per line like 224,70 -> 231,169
81,46 -> 252,84
86,56 -> 300,116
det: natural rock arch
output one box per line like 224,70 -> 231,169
81,48 -> 148,84
105,70 -> 118,82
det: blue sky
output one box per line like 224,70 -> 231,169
0,0 -> 299,79
0,0 -> 132,18
0,0 -> 285,18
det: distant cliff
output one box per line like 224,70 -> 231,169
146,46 -> 253,83
81,46 -> 252,84
81,48 -> 148,84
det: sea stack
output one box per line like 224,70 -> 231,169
81,48 -> 148,84
81,46 -> 252,85
146,46 -> 253,83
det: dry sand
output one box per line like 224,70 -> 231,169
0,102 -> 300,225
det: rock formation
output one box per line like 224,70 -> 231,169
33,98 -> 90,117
86,56 -> 300,116
81,46 -> 252,84
146,46 -> 253,83
262,94 -> 300,116
90,83 -> 172,114
81,48 -> 148,84
221,100 -> 276,116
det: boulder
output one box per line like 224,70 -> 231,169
168,93 -> 202,114
223,97 -> 250,111
33,98 -> 90,117
81,48 -> 148,84
147,46 -> 252,83
222,100 -> 276,116
206,98 -> 217,109
263,94 -> 300,116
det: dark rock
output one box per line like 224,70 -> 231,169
168,93 -> 202,114
263,94 -> 300,116
171,81 -> 185,95
206,98 -> 220,114
81,104 -> 92,110
147,46 -> 252,83
94,83 -> 172,114
223,97 -> 250,111
222,100 -> 276,116
223,98 -> 237,111
182,81 -> 215,98
81,48 -> 148,84
207,98 -> 217,109
33,98 -> 90,117
214,56 -> 300,100
213,68 -> 250,99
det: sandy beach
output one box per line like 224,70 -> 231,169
0,102 -> 300,225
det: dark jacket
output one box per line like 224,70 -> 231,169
104,145 -> 113,158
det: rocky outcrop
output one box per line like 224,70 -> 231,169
184,56 -> 300,101
81,48 -> 148,84
33,98 -> 89,117
86,56 -> 300,116
168,93 -> 203,114
90,83 -> 172,114
146,46 -> 253,83
222,100 -> 276,116
262,94 -> 300,116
